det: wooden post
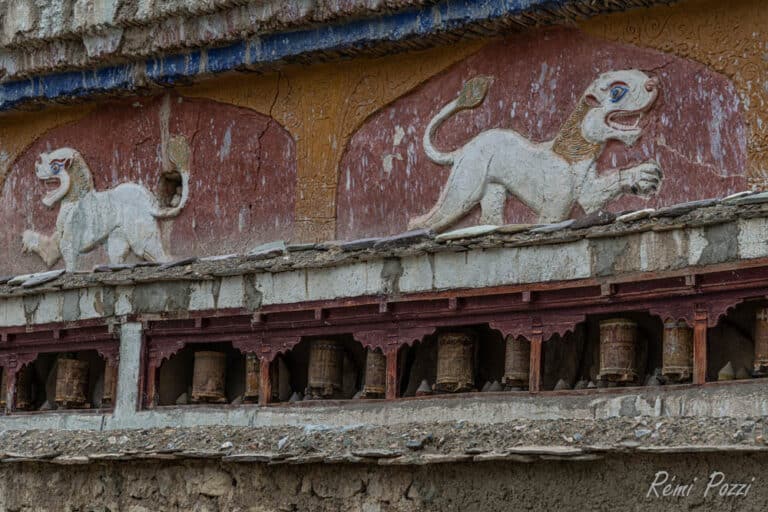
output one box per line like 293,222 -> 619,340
529,325 -> 543,393
103,361 -> 118,407
145,364 -> 157,409
385,348 -> 398,400
259,358 -> 271,406
693,307 -> 708,384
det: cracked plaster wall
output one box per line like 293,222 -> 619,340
0,0 -> 764,248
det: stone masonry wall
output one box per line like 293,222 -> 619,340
2,455 -> 768,511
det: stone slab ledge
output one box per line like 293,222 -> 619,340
0,200 -> 766,328
0,413 -> 764,467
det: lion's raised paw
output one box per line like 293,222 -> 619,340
624,161 -> 663,197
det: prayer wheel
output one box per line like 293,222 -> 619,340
101,363 -> 118,406
55,358 -> 89,408
243,353 -> 260,402
598,319 -> 638,383
754,308 -> 768,376
502,335 -> 530,389
435,331 -> 475,393
362,349 -> 386,398
15,366 -> 33,411
191,351 -> 227,403
662,320 -> 693,383
307,339 -> 344,398
270,357 -> 281,401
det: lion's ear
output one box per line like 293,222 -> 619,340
585,94 -> 600,108
63,157 -> 73,170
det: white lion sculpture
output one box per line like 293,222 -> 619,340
22,136 -> 191,271
408,69 -> 663,232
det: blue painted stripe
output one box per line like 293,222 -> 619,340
0,0 -> 578,110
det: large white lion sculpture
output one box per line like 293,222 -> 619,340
408,69 -> 663,232
21,136 -> 191,271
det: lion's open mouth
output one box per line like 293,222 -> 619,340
41,177 -> 63,202
606,110 -> 643,131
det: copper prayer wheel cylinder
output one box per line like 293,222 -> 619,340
662,320 -> 693,382
270,357 -> 281,401
502,335 -> 530,389
55,358 -> 89,407
754,308 -> 768,376
362,349 -> 386,398
307,339 -> 344,398
191,351 -> 227,403
244,353 -> 260,401
435,331 -> 475,393
101,364 -> 118,406
598,319 -> 638,383
15,366 -> 33,411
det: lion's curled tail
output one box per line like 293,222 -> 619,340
422,75 -> 492,166
152,135 -> 191,219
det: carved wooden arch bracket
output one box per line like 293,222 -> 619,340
350,327 -> 439,352
230,334 -> 263,356
397,326 -> 438,348
647,302 -> 697,328
0,354 -> 15,370
147,339 -> 187,368
649,291 -> 768,330
353,330 -> 396,352
95,346 -> 120,366
489,313 -> 586,342
11,353 -> 41,371
257,336 -> 302,362
647,296 -> 764,329
705,298 -> 748,328
539,314 -> 586,342
488,318 -> 536,341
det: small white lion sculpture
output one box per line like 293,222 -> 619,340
22,136 -> 191,271
409,69 -> 663,231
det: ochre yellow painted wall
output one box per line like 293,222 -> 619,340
0,106 -> 94,191
180,41 -> 484,241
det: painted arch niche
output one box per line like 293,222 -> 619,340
336,28 -> 747,238
1,95 -> 296,274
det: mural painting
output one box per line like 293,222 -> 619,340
337,28 -> 748,238
1,28 -> 752,273
22,136 -> 191,271
409,69 -> 662,231
1,95 -> 297,274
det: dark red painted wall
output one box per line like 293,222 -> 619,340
1,95 -> 296,274
336,28 -> 747,238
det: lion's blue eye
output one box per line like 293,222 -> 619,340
50,163 -> 61,175
610,85 -> 629,103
